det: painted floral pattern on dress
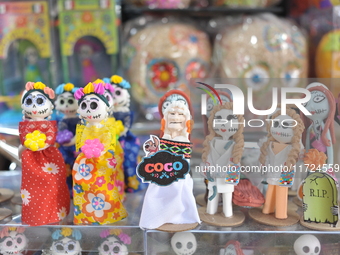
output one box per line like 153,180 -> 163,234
42,162 -> 59,174
21,189 -> 31,205
83,191 -> 112,221
73,157 -> 95,182
58,207 -> 68,220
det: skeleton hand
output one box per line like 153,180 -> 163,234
302,203 -> 308,212
331,205 -> 338,215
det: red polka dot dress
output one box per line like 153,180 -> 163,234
19,120 -> 70,226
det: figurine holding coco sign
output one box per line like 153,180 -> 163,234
19,82 -> 70,226
138,91 -> 200,231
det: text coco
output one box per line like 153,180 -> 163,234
144,162 -> 183,173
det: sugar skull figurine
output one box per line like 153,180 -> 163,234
110,75 -> 146,193
55,83 -> 80,196
98,229 -> 131,255
300,82 -> 336,169
0,227 -> 27,255
139,97 -> 200,230
19,82 -> 70,226
94,78 -> 126,201
49,228 -> 82,255
219,240 -> 244,255
259,107 -> 304,220
72,82 -> 127,224
213,14 -> 308,120
171,232 -> 197,255
202,102 -> 244,219
123,20 -> 211,117
294,235 -> 321,255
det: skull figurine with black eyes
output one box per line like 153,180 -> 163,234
50,237 -> 81,255
98,229 -> 131,255
0,227 -> 27,255
55,85 -> 78,118
98,236 -> 128,255
171,232 -> 197,255
294,235 -> 321,255
22,91 -> 54,121
300,83 -> 335,166
49,228 -> 82,255
77,94 -> 109,125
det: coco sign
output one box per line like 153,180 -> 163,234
137,150 -> 189,186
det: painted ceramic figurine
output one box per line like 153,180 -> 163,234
55,83 -> 80,196
300,82 -> 336,169
19,82 -> 70,226
171,232 -> 197,255
47,228 -> 82,255
202,102 -> 244,218
98,229 -> 130,255
94,78 -> 125,201
139,99 -> 200,230
294,235 -> 321,255
260,108 -> 304,219
110,75 -> 146,193
73,82 -> 127,224
0,227 -> 27,255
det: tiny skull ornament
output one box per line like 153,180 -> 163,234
0,228 -> 28,255
171,232 -> 197,255
111,84 -> 131,113
294,235 -> 321,255
22,91 -> 54,120
77,94 -> 109,124
98,236 -> 128,255
55,92 -> 78,117
270,115 -> 295,144
50,237 -> 81,255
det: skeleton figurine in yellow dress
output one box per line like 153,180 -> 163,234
72,82 -> 127,224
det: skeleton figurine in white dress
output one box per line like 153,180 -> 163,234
202,102 -> 244,217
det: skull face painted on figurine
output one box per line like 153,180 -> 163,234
111,85 -> 130,112
0,231 -> 27,255
104,90 -> 115,113
302,90 -> 330,122
77,94 -> 109,124
50,237 -> 81,255
98,236 -> 128,255
55,92 -> 78,117
294,235 -> 321,255
22,91 -> 54,120
270,115 -> 294,144
171,232 -> 197,255
165,104 -> 188,133
213,109 -> 239,140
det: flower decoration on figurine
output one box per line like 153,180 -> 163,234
81,139 -> 104,158
0,227 -> 27,255
49,228 -> 82,255
56,130 -> 74,145
98,229 -> 130,255
24,130 -> 46,151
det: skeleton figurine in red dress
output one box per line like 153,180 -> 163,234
19,82 -> 70,226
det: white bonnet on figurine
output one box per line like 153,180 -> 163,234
122,16 -> 211,110
306,82 -> 329,90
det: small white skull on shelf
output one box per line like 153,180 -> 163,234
98,235 -> 128,255
294,235 -> 321,255
171,232 -> 197,255
50,237 -> 81,255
